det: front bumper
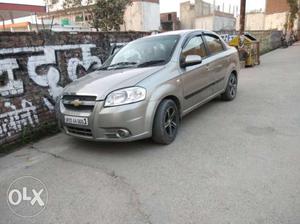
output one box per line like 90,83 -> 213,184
57,100 -> 154,142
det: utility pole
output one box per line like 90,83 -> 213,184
239,0 -> 246,35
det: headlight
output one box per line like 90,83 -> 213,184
104,87 -> 146,107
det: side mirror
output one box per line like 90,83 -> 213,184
181,55 -> 202,68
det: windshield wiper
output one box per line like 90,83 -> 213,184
137,60 -> 166,68
99,62 -> 137,70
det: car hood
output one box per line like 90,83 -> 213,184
63,66 -> 164,100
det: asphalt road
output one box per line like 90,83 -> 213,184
1,43 -> 300,224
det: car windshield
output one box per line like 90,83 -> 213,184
100,35 -> 180,70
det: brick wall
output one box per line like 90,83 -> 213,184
266,0 -> 289,14
217,30 -> 283,54
0,31 -> 148,148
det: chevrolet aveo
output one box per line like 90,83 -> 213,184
57,30 -> 240,144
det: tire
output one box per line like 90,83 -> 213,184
221,73 -> 238,101
152,99 -> 180,145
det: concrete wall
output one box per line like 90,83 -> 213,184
180,0 -> 235,30
0,31 -> 148,147
217,30 -> 283,54
194,0 -> 211,17
124,1 -> 160,31
245,13 -> 265,31
251,30 -> 283,54
195,15 -> 235,31
180,1 -> 195,29
214,15 -> 236,31
264,12 -> 288,30
195,16 -> 214,30
237,12 -> 299,32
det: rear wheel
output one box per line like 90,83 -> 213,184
152,99 -> 179,145
221,73 -> 238,101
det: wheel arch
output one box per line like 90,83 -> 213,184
150,95 -> 182,129
231,69 -> 238,78
146,93 -> 182,137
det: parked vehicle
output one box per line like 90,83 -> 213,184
56,30 -> 240,144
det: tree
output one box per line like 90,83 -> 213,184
60,0 -> 132,31
88,0 -> 132,31
286,0 -> 299,31
63,0 -> 82,9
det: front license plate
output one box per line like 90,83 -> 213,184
64,116 -> 88,126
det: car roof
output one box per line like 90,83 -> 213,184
140,30 -> 217,41
152,29 -> 215,37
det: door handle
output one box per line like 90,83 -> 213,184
205,64 -> 210,71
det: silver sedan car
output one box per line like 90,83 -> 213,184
57,30 -> 240,144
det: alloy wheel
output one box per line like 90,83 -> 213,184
228,75 -> 237,98
164,106 -> 177,137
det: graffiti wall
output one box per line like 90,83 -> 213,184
0,31 -> 147,146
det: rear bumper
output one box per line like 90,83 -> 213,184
57,100 -> 154,142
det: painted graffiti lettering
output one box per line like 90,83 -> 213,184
0,41 -> 128,141
0,100 -> 39,138
67,45 -> 102,81
0,44 -> 102,99
0,58 -> 23,97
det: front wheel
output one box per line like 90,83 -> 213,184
221,73 -> 238,101
152,99 -> 179,145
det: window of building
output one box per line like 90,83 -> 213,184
168,14 -> 172,21
75,15 -> 83,22
182,36 -> 207,59
85,15 -> 92,21
204,34 -> 224,55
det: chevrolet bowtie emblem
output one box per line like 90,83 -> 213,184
70,99 -> 82,107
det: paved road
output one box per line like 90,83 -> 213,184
1,43 -> 300,224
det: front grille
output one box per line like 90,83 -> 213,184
66,126 -> 93,137
62,95 -> 96,112
64,104 -> 94,111
63,95 -> 96,101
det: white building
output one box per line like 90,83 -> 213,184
123,0 -> 160,31
236,0 -> 300,31
195,11 -> 236,31
42,0 -> 160,32
180,0 -> 236,31
236,12 -> 299,31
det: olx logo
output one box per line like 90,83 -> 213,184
7,176 -> 48,217
8,187 -> 45,206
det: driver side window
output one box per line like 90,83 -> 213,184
182,36 -> 207,59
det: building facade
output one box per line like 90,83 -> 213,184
236,0 -> 300,32
160,12 -> 180,31
123,0 -> 160,31
180,0 -> 235,31
266,0 -> 290,14
236,12 -> 265,31
195,11 -> 236,31
42,0 -> 160,32
180,1 -> 196,29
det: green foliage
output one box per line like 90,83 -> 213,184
63,0 -> 82,9
89,0 -> 132,31
0,122 -> 60,154
62,0 -> 132,31
287,0 -> 299,30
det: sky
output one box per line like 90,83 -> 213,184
161,0 -> 266,14
0,0 -> 266,14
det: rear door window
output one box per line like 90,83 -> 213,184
204,34 -> 224,55
182,36 -> 208,59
